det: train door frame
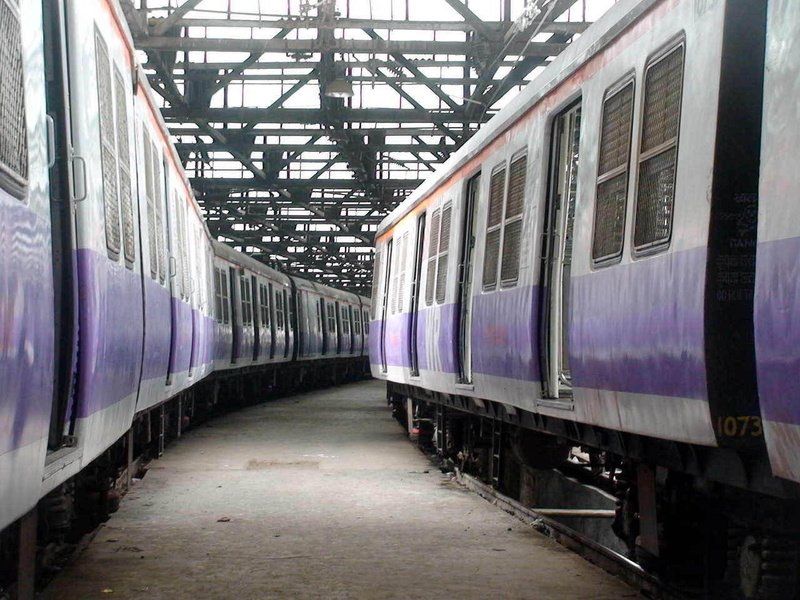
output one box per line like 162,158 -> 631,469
228,265 -> 240,365
408,214 -> 425,377
251,275 -> 260,361
320,297 -> 328,355
380,238 -> 394,373
349,305 -> 355,354
335,302 -> 342,354
44,0 -> 81,449
266,282 -> 275,359
540,99 -> 582,404
282,288 -> 291,358
456,172 -> 482,385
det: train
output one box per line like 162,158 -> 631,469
0,0 -> 369,592
369,0 -> 800,597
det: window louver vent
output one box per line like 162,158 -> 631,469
635,45 -> 684,251
593,81 -> 634,263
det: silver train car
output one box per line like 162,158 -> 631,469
370,0 -> 800,595
0,0 -> 368,592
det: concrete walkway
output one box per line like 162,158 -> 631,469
43,380 -> 640,600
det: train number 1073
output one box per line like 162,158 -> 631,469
716,415 -> 763,438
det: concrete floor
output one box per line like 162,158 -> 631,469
43,380 -> 640,600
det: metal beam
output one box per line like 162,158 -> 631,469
162,107 -> 493,123
191,179 -> 423,192
156,16 -> 588,36
135,36 -> 567,56
150,0 -> 204,36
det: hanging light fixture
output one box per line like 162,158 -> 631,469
324,77 -> 354,98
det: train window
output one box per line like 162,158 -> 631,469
142,128 -> 158,280
114,67 -> 135,267
259,283 -> 270,329
220,269 -> 230,325
391,232 -> 409,314
213,268 -> 223,323
275,291 -> 285,330
425,210 -> 440,306
0,0 -> 28,200
152,144 -> 166,283
353,308 -> 361,335
327,302 -> 337,333
593,80 -> 635,265
364,310 -> 369,334
634,44 -> 684,253
500,154 -> 526,285
240,275 -> 253,326
370,249 -> 382,319
482,166 -> 506,290
95,31 -> 122,259
342,306 -> 350,335
435,204 -> 452,303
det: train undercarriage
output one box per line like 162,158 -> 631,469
388,382 -> 800,600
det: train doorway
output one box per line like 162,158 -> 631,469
409,214 -> 426,377
457,173 -> 481,384
380,238 -> 393,373
540,101 -> 581,402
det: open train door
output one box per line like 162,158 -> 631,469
540,101 -> 581,405
408,214 -> 426,376
43,0 -> 80,450
379,239 -> 393,373
456,173 -> 481,384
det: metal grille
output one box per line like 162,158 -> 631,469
435,205 -> 451,304
598,83 -> 634,175
0,0 -> 27,196
641,46 -> 684,154
593,82 -> 633,264
487,168 -> 506,227
425,257 -> 436,306
96,32 -> 121,256
435,254 -> 448,304
370,249 -> 382,318
153,149 -> 166,283
439,205 -> 451,253
425,210 -> 440,306
428,211 -> 440,258
500,219 -> 522,283
114,69 -> 135,265
506,156 -> 527,218
593,173 -> 627,261
634,147 -> 677,248
482,228 -> 500,289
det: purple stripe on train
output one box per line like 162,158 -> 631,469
75,248 -> 143,418
141,276 -> 171,380
372,246 -> 708,402
471,285 -> 538,382
0,196 -> 55,454
754,236 -> 800,426
169,297 -> 193,375
570,246 -> 708,401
